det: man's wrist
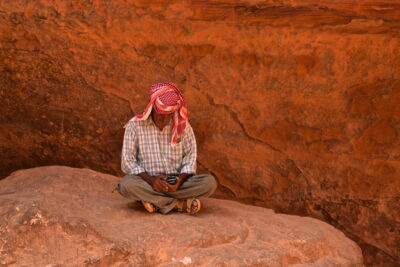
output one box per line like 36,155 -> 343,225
178,173 -> 193,183
137,172 -> 155,185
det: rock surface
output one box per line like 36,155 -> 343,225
0,1 -> 399,266
0,166 -> 363,267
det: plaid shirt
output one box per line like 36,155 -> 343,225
121,118 -> 197,176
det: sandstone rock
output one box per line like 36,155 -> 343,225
0,1 -> 399,265
0,166 -> 363,266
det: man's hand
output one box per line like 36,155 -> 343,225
138,172 -> 193,193
137,173 -> 169,192
167,173 -> 193,192
166,177 -> 183,192
151,174 -> 169,192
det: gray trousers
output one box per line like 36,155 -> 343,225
117,174 -> 217,214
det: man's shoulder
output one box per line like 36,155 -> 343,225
185,121 -> 193,131
125,119 -> 148,130
183,122 -> 195,137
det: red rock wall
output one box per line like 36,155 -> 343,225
0,1 -> 399,266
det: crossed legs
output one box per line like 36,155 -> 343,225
117,174 -> 217,214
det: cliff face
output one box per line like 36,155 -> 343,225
0,1 -> 399,266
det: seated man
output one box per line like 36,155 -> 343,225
117,82 -> 217,215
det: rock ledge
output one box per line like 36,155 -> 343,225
0,166 -> 363,266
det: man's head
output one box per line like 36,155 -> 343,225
150,83 -> 183,114
150,83 -> 182,128
126,82 -> 188,145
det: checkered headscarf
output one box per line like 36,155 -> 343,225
125,82 -> 188,145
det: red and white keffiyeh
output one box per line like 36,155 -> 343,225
125,82 -> 188,145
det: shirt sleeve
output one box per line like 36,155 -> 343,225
180,123 -> 197,174
121,122 -> 145,175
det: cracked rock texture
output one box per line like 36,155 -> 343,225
0,166 -> 363,266
0,1 -> 399,266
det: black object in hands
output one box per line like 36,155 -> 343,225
166,176 -> 177,185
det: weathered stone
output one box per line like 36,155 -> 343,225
0,166 -> 363,266
0,1 -> 399,265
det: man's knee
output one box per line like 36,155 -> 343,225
118,175 -> 141,196
200,174 -> 218,195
